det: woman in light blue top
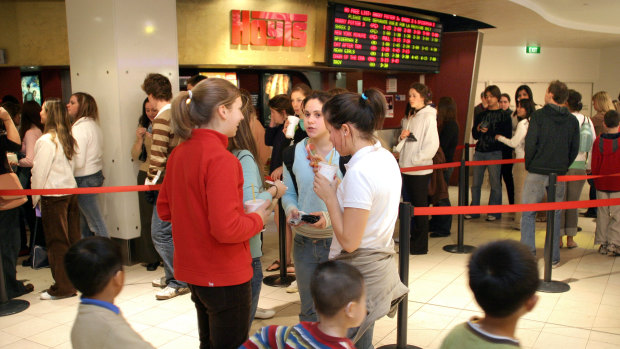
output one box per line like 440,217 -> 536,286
281,91 -> 341,322
229,91 -> 286,324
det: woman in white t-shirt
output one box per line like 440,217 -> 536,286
314,88 -> 408,349
496,98 -> 535,230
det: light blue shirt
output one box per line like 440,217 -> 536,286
234,150 -> 272,258
281,139 -> 342,238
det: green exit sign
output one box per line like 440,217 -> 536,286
526,46 -> 541,54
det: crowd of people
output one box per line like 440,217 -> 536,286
0,75 -> 619,348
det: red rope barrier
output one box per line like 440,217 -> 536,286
413,197 -> 620,216
0,184 -> 161,196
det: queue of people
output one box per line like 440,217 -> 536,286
1,75 -> 619,349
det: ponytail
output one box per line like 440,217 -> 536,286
171,91 -> 193,140
170,78 -> 240,140
322,87 -> 386,140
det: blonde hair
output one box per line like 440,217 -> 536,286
43,98 -> 77,160
592,91 -> 615,113
171,78 -> 240,139
228,89 -> 265,181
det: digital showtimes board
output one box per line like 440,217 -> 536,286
327,3 -> 442,72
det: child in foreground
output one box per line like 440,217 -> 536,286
441,240 -> 539,348
66,237 -> 155,349
241,260 -> 365,349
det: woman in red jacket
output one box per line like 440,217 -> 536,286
157,78 -> 272,348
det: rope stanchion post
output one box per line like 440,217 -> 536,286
443,151 -> 475,254
464,143 -> 470,205
263,200 -> 296,287
0,248 -> 30,316
378,202 -> 420,349
538,173 -> 570,293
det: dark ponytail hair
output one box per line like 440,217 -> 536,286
567,89 -> 583,112
171,78 -> 239,139
322,88 -> 386,140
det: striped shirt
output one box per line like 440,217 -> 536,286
147,105 -> 179,181
241,322 -> 355,349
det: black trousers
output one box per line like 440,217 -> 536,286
0,208 -> 29,299
403,174 -> 431,254
501,150 -> 515,205
189,281 -> 251,349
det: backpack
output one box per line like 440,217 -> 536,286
578,116 -> 594,153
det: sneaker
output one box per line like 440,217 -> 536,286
286,280 -> 298,293
40,290 -> 76,300
552,260 -> 560,269
254,307 -> 276,319
599,244 -> 609,255
486,216 -> 497,222
152,277 -> 166,288
607,244 -> 619,257
156,286 -> 190,300
464,215 -> 474,219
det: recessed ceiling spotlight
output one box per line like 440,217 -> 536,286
452,14 -> 457,17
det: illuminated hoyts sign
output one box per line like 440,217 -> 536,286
231,10 -> 308,47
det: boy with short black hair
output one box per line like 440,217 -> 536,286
241,260 -> 365,349
441,240 -> 539,348
592,110 -> 620,256
66,237 -> 155,349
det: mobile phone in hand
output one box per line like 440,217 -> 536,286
301,214 -> 320,224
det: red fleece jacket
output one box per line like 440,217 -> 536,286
592,133 -> 620,192
157,129 -> 263,287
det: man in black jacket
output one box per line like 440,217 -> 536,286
467,85 -> 512,221
521,80 -> 579,266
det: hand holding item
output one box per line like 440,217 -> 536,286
136,127 -> 147,139
249,199 -> 274,226
287,208 -> 301,226
304,212 -> 326,229
400,129 -> 410,140
267,179 -> 287,199
313,171 -> 339,203
270,166 -> 283,181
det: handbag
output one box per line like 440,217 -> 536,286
0,171 -> 27,211
30,205 -> 49,269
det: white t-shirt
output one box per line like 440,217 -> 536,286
329,142 -> 402,259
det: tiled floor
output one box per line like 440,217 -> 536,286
2,187 -> 620,348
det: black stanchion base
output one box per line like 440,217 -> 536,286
538,280 -> 570,293
377,344 -> 422,349
0,299 -> 30,317
263,274 -> 296,287
443,244 -> 475,254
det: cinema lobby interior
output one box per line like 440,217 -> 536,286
1,0 -> 620,348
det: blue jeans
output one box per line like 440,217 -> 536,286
520,172 -> 565,263
151,206 -> 186,289
470,150 -> 502,218
293,234 -> 332,322
249,257 -> 262,325
75,171 -> 109,238
348,323 -> 375,349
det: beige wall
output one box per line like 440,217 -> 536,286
0,0 -> 69,66
177,0 -> 327,66
596,45 -> 620,100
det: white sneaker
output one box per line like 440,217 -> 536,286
486,216 -> 497,222
156,286 -> 190,300
152,277 -> 166,288
286,280 -> 298,293
254,307 -> 276,319
40,290 -> 76,300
